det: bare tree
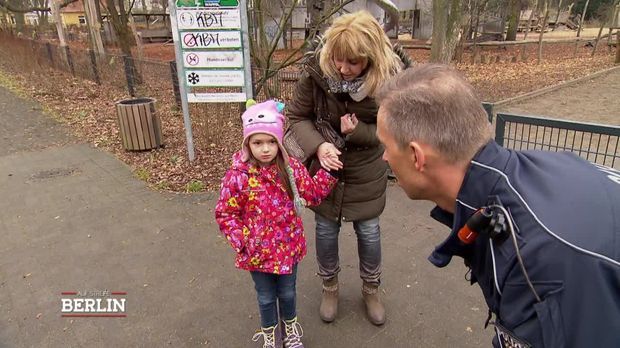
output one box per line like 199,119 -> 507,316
616,24 -> 620,63
431,0 -> 464,63
552,0 -> 563,30
101,0 -> 136,57
455,0 -> 474,63
0,0 -> 78,33
606,4 -> 619,50
521,0 -> 539,60
84,0 -> 104,55
0,0 -> 77,13
591,0 -> 620,56
33,0 -> 50,28
573,0 -> 590,55
576,0 -> 590,37
471,0 -> 489,63
537,0 -> 549,64
506,0 -> 521,41
252,0 -> 353,97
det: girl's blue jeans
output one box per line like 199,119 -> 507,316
250,263 -> 298,328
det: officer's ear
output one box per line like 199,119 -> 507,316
409,141 -> 426,172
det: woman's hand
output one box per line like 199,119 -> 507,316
317,142 -> 343,171
340,113 -> 358,135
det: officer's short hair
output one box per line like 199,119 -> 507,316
376,64 -> 493,163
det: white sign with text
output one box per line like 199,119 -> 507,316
177,9 -> 241,30
183,51 -> 243,68
181,30 -> 242,49
185,70 -> 245,87
187,92 -> 247,103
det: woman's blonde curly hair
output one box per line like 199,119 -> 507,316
318,11 -> 402,96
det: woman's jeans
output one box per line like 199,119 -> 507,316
250,264 -> 298,328
315,213 -> 382,285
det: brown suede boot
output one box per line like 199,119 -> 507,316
319,276 -> 338,322
362,281 -> 385,325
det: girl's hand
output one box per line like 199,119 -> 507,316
340,113 -> 358,135
317,142 -> 343,171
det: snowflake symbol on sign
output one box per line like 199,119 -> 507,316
188,72 -> 200,85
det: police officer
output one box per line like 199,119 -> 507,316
375,64 -> 620,347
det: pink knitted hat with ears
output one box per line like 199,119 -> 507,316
240,99 -> 304,216
240,99 -> 289,163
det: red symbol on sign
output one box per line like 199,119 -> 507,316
186,53 -> 199,66
183,33 -> 196,47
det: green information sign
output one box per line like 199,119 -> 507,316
175,0 -> 238,7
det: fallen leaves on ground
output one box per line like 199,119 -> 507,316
0,41 -> 615,193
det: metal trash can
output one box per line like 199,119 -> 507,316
115,98 -> 162,151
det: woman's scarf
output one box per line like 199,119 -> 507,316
325,76 -> 369,102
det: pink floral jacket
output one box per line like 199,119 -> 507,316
215,151 -> 337,274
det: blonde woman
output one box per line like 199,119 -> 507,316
286,11 -> 412,326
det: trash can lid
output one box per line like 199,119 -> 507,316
117,98 -> 155,105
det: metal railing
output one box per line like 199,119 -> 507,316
495,113 -> 620,169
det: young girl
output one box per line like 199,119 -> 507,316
215,99 -> 337,348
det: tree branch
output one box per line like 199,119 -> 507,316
0,0 -> 78,13
264,0 -> 299,67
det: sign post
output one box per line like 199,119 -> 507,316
168,0 -> 253,162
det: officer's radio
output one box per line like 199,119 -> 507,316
457,205 -> 507,244
458,196 -> 541,303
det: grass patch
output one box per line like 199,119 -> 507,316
135,168 -> 150,181
185,179 -> 204,193
0,68 -> 28,97
155,180 -> 170,190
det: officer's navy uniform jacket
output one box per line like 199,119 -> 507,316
429,141 -> 620,348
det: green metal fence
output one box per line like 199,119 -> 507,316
495,113 -> 620,169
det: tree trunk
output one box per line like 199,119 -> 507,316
84,0 -> 105,55
576,0 -> 589,37
538,1 -> 549,64
94,0 -> 104,27
445,0 -> 464,62
51,0 -> 67,47
607,5 -> 619,51
616,28 -> 620,63
456,1 -> 474,63
431,0 -> 449,62
36,0 -> 49,28
12,3 -> 25,33
104,0 -> 134,57
472,0 -> 486,63
307,0 -> 323,38
506,0 -> 520,41
38,11 -> 49,28
573,0 -> 589,56
552,0 -> 563,30
50,0 -> 70,66
591,0 -> 619,57
522,0 -> 540,61
128,14 -> 143,60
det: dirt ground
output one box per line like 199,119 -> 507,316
499,67 -> 620,125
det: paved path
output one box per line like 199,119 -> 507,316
498,67 -> 620,126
